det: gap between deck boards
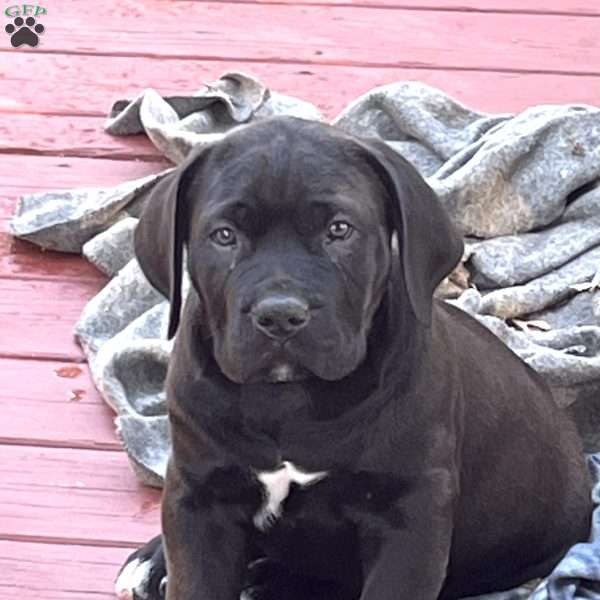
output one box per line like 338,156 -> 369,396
0,533 -> 141,549
1,48 -> 598,78
173,0 -> 600,17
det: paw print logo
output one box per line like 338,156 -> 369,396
5,16 -> 44,48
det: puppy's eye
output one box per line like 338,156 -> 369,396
211,227 -> 237,247
327,221 -> 353,241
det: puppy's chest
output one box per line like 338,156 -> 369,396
254,461 -> 328,531
251,461 -> 409,533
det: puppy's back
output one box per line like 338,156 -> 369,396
433,301 -> 592,597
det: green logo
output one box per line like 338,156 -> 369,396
4,4 -> 46,47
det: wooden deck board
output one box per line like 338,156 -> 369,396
0,540 -> 135,600
1,1 -> 597,597
5,3 -> 599,74
0,114 -> 159,160
1,56 -> 599,124
0,232 -> 105,282
0,445 -> 161,545
0,358 -> 120,450
0,155 -> 169,201
0,277 -> 104,360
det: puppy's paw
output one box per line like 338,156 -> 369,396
115,535 -> 166,600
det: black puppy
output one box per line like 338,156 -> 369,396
116,116 -> 591,600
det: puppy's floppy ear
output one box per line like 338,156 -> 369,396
134,146 -> 209,339
358,138 -> 463,326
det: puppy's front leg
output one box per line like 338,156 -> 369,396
359,470 -> 455,600
162,462 -> 257,600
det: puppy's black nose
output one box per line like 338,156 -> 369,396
252,295 -> 310,340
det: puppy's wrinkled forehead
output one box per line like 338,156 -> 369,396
192,119 -> 387,228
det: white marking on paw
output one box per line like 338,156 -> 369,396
254,461 -> 327,531
159,575 -> 168,596
114,557 -> 152,600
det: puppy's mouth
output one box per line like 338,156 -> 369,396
221,330 -> 354,384
240,337 -> 315,383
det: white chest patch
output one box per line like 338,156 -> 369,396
254,461 -> 328,531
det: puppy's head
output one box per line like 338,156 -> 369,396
135,117 -> 462,384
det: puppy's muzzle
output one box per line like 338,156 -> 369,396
251,295 -> 310,341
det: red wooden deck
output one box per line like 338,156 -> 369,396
0,1 -> 598,597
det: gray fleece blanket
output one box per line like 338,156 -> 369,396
9,73 -> 600,599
